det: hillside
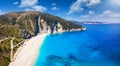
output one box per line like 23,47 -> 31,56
0,11 -> 83,39
0,11 -> 84,66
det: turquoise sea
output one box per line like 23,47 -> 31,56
35,24 -> 120,66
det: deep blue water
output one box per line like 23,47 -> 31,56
35,24 -> 120,66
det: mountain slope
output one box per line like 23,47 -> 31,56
0,11 -> 85,66
0,11 -> 84,39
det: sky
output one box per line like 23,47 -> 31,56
0,0 -> 120,23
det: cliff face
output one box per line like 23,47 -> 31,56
0,11 -> 83,39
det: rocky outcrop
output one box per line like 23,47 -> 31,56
38,18 -> 49,34
19,29 -> 32,39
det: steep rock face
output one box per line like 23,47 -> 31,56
38,17 -> 49,34
0,11 -> 83,39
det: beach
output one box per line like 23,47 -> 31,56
9,34 -> 48,66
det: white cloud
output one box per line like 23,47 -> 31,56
0,10 -> 7,15
99,10 -> 120,18
51,3 -> 59,11
51,3 -> 56,6
86,0 -> 101,6
19,0 -> 47,12
68,0 -> 101,14
80,10 -> 95,18
32,6 -> 47,12
51,6 -> 59,10
65,16 -> 74,20
25,6 -> 47,12
79,10 -> 120,23
110,0 -> 120,6
25,8 -> 33,11
20,0 -> 38,7
68,0 -> 86,14
13,2 -> 19,5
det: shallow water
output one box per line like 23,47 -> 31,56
35,24 -> 120,66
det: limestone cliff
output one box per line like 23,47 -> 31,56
0,11 -> 84,39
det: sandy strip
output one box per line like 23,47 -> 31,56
9,34 -> 48,66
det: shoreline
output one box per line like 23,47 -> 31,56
9,27 -> 87,66
52,27 -> 87,34
9,33 -> 48,66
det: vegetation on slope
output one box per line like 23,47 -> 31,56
0,11 -> 83,39
0,39 -> 10,66
0,38 -> 23,66
40,13 -> 82,30
0,21 -> 23,66
0,11 -> 83,66
0,25 -> 19,38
